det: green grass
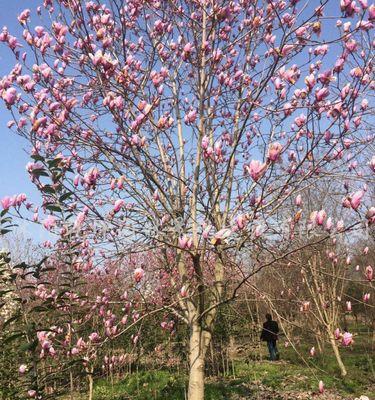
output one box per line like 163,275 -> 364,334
61,333 -> 374,400
71,353 -> 373,400
90,371 -> 251,400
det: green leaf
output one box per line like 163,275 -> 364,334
47,158 -> 63,168
41,185 -> 56,194
45,204 -> 62,212
31,154 -> 45,162
59,192 -> 73,202
19,339 -> 38,352
2,332 -> 24,344
0,289 -> 13,297
31,168 -> 49,177
2,314 -> 21,328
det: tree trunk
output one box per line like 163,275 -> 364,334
188,324 -> 211,400
70,370 -> 74,400
87,366 -> 94,400
329,336 -> 347,377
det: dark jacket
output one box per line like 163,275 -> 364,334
260,320 -> 279,341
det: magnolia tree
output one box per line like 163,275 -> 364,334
1,0 -> 374,398
0,229 -> 144,400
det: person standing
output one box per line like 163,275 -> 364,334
260,314 -> 279,361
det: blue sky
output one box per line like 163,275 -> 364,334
0,0 -> 46,240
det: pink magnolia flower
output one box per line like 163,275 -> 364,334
245,160 -> 267,181
341,332 -> 353,346
1,196 -> 13,210
2,87 -> 18,106
236,214 -> 247,230
366,207 -> 375,224
19,364 -> 27,374
184,109 -> 197,124
346,301 -> 352,312
295,194 -> 302,206
89,332 -> 100,342
212,228 -> 232,245
336,219 -> 344,231
368,3 -> 375,19
113,199 -> 125,213
15,193 -> 27,206
28,390 -> 37,398
152,190 -> 159,201
365,265 -> 373,281
342,197 -> 351,208
71,347 -> 79,355
83,167 -> 100,187
133,267 -> 145,283
254,225 -> 263,238
17,9 -> 31,24
267,142 -> 283,162
42,215 -> 56,231
369,156 -> 375,172
350,190 -> 364,210
319,380 -> 324,394
363,293 -> 370,302
334,328 -> 341,340
315,210 -> 327,225
178,235 -> 193,249
180,285 -> 188,297
325,217 -> 333,231
202,224 -> 212,239
201,135 -> 209,150
74,212 -> 86,229
315,87 -> 329,101
310,347 -> 315,357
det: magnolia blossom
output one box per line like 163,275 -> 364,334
42,215 -> 57,231
89,332 -> 100,342
113,199 -> 125,213
365,265 -> 373,281
17,9 -> 31,24
363,293 -> 370,302
180,285 -> 188,297
341,332 -> 353,346
133,267 -> 145,282
295,194 -> 302,206
19,364 -> 27,374
245,160 -> 267,181
1,196 -> 12,210
178,235 -> 193,249
267,142 -> 283,162
235,214 -> 247,230
366,207 -> 375,224
319,380 -> 324,394
184,109 -> 197,124
315,210 -> 327,225
2,87 -> 17,106
325,217 -> 333,231
310,347 -> 315,357
202,224 -> 212,239
349,190 -> 364,210
212,228 -> 232,245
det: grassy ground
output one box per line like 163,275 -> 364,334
67,346 -> 374,400
61,329 -> 374,400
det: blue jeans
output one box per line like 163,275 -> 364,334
267,340 -> 278,361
